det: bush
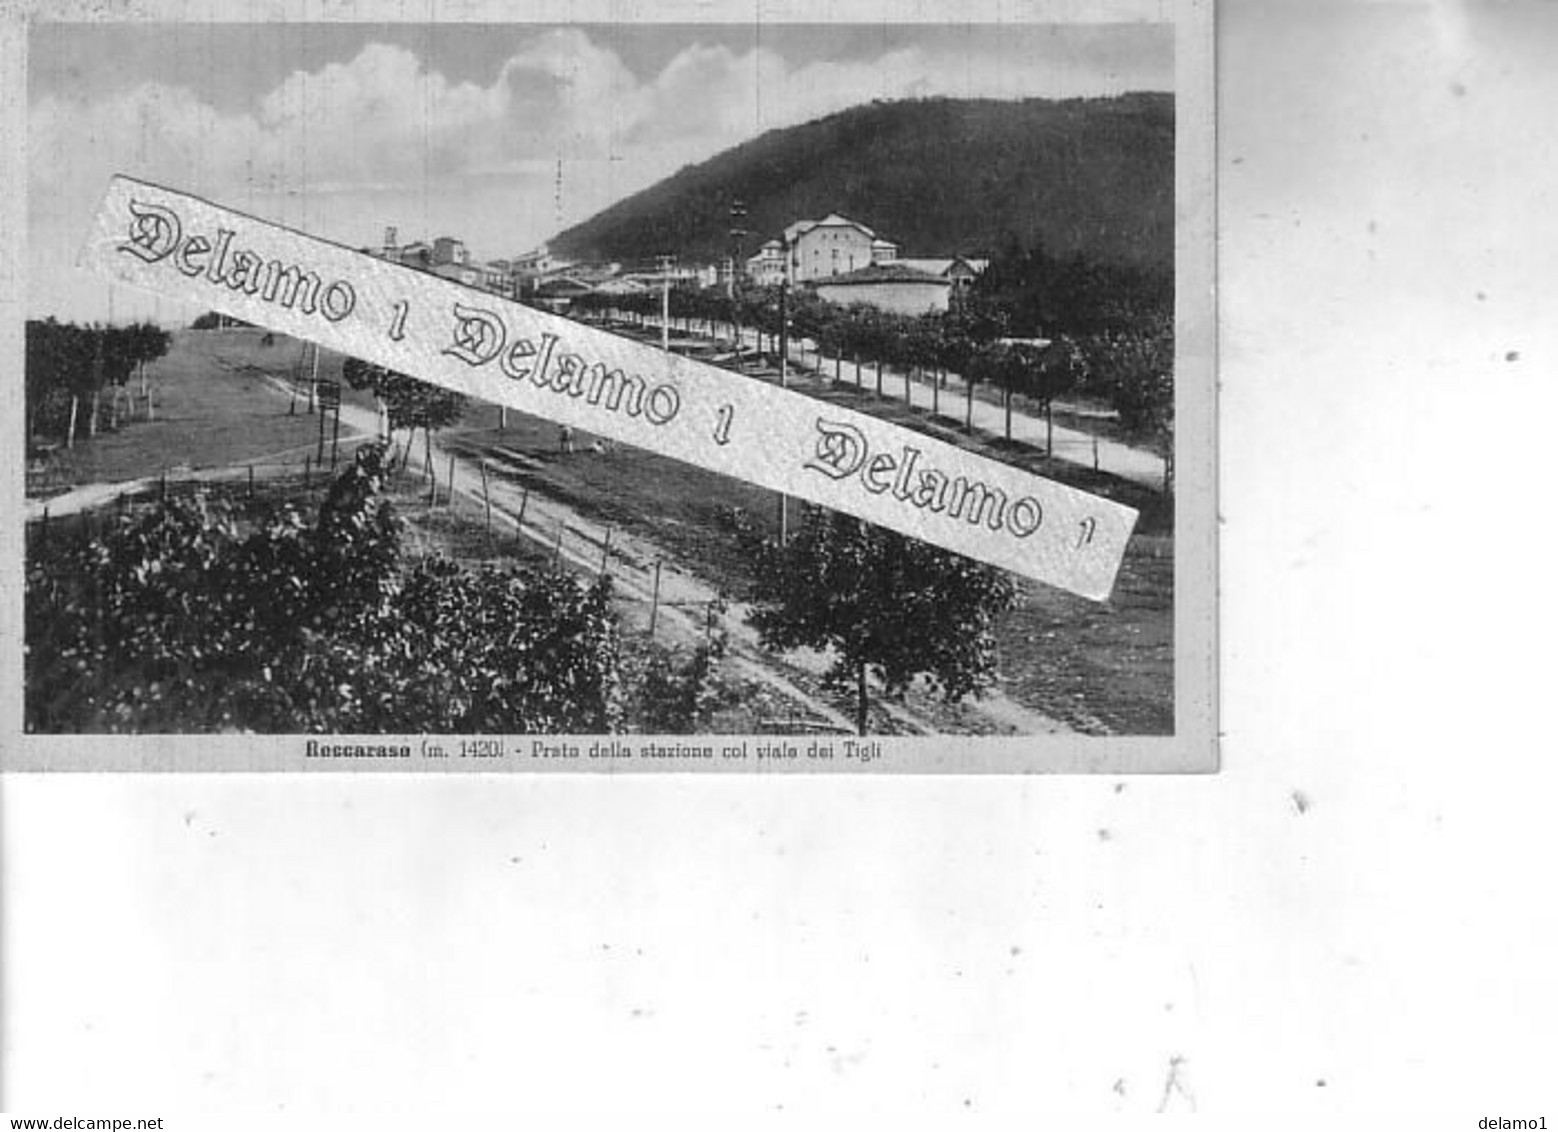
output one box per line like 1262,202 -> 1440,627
628,605 -> 730,732
25,445 -> 624,734
740,507 -> 1017,734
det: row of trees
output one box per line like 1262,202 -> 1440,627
571,267 -> 1172,455
972,239 -> 1172,337
26,319 -> 172,445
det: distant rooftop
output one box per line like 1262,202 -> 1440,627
898,256 -> 990,277
811,263 -> 949,287
784,213 -> 878,242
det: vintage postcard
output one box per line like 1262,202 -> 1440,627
4,0 -> 1215,772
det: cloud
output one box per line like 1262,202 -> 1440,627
28,26 -> 1169,320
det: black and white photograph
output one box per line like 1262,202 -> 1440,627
6,0 -> 1558,1123
12,3 -> 1214,769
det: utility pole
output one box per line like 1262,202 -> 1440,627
729,199 -> 748,355
777,234 -> 791,545
657,253 -> 675,353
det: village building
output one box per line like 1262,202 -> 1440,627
895,255 -> 990,296
594,277 -> 650,296
367,229 -> 510,295
746,240 -> 787,287
620,261 -> 705,290
431,260 -> 509,292
432,236 -> 468,266
393,240 -> 433,268
745,215 -> 985,301
511,245 -> 559,276
782,214 -> 899,283
530,275 -> 598,311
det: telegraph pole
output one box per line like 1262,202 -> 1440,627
777,234 -> 791,545
729,199 -> 748,356
657,252 -> 675,353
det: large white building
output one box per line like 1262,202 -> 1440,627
744,214 -> 989,306
781,214 -> 899,283
742,213 -> 988,314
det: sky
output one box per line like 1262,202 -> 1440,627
25,20 -> 1172,324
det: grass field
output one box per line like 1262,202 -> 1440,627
26,325 -> 1176,735
26,330 -> 335,494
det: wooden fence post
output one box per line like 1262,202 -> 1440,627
315,395 -> 326,463
308,342 -> 319,414
480,459 -> 492,539
599,526 -> 613,576
649,560 -> 662,639
445,452 -> 456,507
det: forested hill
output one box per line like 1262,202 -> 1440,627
550,94 -> 1173,271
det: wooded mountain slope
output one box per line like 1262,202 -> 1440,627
551,94 -> 1173,271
